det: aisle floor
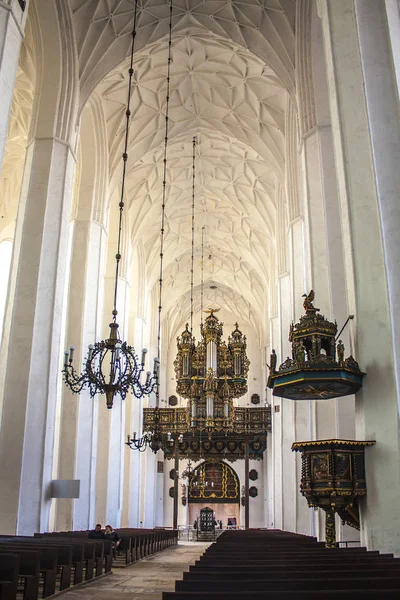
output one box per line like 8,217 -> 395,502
59,542 -> 210,600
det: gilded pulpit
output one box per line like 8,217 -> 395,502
292,439 -> 375,547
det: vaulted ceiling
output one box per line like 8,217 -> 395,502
1,1 -> 297,345
94,30 -> 289,326
84,2 -> 295,338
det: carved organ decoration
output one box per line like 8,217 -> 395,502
189,460 -> 239,503
141,311 -> 270,462
174,310 -> 250,432
267,291 -> 365,400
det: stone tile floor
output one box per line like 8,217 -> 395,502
60,542 -> 210,600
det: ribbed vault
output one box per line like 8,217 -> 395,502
92,26 -> 289,342
69,0 -> 295,111
0,18 -> 36,235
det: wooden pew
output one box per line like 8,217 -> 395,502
164,530 -> 400,600
35,534 -> 96,581
0,539 -> 72,591
36,534 -> 112,576
175,575 -> 400,593
188,564 -> 400,577
0,549 -> 40,600
52,527 -> 178,567
163,592 -> 400,600
0,554 -> 19,600
0,545 -> 57,598
183,566 -> 400,587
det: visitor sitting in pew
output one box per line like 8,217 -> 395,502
88,524 -> 105,539
104,525 -> 121,555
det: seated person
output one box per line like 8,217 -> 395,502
88,523 -> 105,539
104,524 -> 121,555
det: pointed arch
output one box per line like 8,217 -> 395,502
31,0 -> 79,144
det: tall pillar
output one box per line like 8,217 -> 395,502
244,439 -> 249,530
124,314 -> 147,527
354,0 -> 400,413
142,344 -> 159,529
295,1 -> 357,541
122,242 -> 149,528
0,0 -> 78,534
319,0 -> 400,554
173,447 -> 179,530
99,273 -> 130,528
0,0 -> 27,170
55,97 -> 109,531
56,219 -> 107,531
0,134 -> 76,534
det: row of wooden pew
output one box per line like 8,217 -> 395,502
163,529 -> 400,599
0,528 -> 177,600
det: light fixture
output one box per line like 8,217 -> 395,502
62,0 -> 158,409
181,460 -> 194,480
191,462 -> 214,491
126,408 -> 164,453
126,0 -> 173,442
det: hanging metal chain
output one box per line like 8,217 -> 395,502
156,0 -> 173,389
190,136 -> 196,333
201,226 -> 205,325
113,0 -> 139,322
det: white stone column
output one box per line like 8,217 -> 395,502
319,0 -> 400,554
142,342 -> 159,528
269,312 -> 282,530
385,0 -> 400,97
59,220 -> 107,531
0,0 -> 27,170
124,317 -> 146,527
94,182 -> 131,527
126,390 -> 143,527
55,94 -> 109,531
296,3 -> 359,542
122,242 -> 149,528
277,274 -> 297,534
354,0 -> 400,413
0,136 -> 76,534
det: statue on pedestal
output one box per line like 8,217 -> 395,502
269,349 -> 277,373
337,340 -> 345,365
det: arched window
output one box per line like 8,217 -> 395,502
0,240 -> 13,339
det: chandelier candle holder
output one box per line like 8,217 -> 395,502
181,460 -> 194,480
267,290 -> 365,400
63,332 -> 159,409
62,0 -> 158,409
292,439 -> 375,548
126,406 -> 164,453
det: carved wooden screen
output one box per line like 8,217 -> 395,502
199,507 -> 215,531
189,459 -> 239,503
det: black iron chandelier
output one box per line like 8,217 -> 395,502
126,408 -> 164,453
62,0 -> 158,409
